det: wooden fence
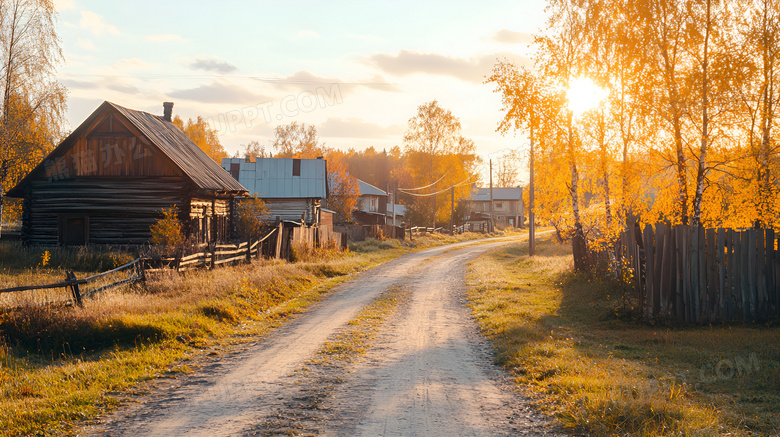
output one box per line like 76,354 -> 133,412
618,223 -> 779,323
0,220 -> 345,309
0,257 -> 145,309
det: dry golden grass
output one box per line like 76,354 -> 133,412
467,234 -> 780,436
0,231 -> 495,436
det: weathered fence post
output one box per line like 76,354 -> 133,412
210,242 -> 217,270
66,271 -> 83,308
246,238 -> 253,263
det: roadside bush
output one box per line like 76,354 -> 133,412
150,208 -> 184,254
235,196 -> 268,239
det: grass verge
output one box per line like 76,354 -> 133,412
467,234 -> 780,436
0,232 -> 486,436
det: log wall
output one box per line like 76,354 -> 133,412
22,178 -> 188,245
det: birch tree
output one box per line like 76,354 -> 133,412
0,0 -> 66,233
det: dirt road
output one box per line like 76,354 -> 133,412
90,238 -> 556,436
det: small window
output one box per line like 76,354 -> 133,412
230,163 -> 240,180
293,159 -> 301,176
60,215 -> 89,246
495,202 -> 503,210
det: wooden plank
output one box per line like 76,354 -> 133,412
675,226 -> 686,322
738,231 -> 748,320
643,224 -> 655,320
757,228 -> 767,318
688,226 -> 698,323
748,229 -> 757,319
726,229 -> 735,320
659,223 -> 674,316
697,226 -> 706,323
214,254 -> 248,266
771,235 -> 776,315
706,228 -> 717,321
654,223 -> 666,317
735,231 -> 744,320
180,252 -> 206,262
67,271 -> 83,308
717,228 -> 726,320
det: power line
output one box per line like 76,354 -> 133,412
397,172 -> 449,192
398,175 -> 479,197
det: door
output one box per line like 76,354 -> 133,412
60,216 -> 89,246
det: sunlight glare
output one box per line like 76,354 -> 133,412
567,77 -> 608,117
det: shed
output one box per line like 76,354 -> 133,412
222,157 -> 328,225
6,101 -> 247,245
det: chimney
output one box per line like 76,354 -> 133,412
163,102 -> 174,122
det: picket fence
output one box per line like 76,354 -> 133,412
618,222 -> 779,323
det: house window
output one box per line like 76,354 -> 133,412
495,202 -> 503,210
293,159 -> 301,176
230,163 -> 240,180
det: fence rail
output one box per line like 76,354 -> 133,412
0,257 -> 145,309
618,223 -> 779,323
0,221 -> 346,310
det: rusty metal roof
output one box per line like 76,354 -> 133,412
110,102 -> 246,193
7,101 -> 246,197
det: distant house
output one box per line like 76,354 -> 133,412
353,180 -> 388,225
6,101 -> 247,245
222,157 -> 328,225
386,202 -> 406,226
465,187 -> 524,229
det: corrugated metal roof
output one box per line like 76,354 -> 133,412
386,203 -> 407,216
222,158 -> 328,199
469,187 -> 523,201
357,179 -> 387,197
110,103 -> 246,193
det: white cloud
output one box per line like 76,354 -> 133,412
76,38 -> 95,51
185,56 -> 237,74
366,50 -> 532,83
146,34 -> 188,43
492,29 -> 534,44
80,11 -> 119,36
294,30 -> 320,40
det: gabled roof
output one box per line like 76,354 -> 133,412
222,157 -> 328,199
469,187 -> 523,201
7,101 -> 246,197
357,179 -> 387,197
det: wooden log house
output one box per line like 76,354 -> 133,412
6,101 -> 247,245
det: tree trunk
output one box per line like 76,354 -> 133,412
691,0 -> 711,228
568,111 -> 588,271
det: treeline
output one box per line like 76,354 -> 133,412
242,101 -> 483,227
490,0 -> 780,268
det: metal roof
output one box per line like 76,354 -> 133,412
386,203 -> 407,216
222,158 -> 328,199
357,179 -> 387,197
469,187 -> 523,201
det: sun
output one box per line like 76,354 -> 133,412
567,77 -> 609,117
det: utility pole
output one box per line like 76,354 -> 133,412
392,180 -> 396,226
450,186 -> 455,234
489,159 -> 494,233
529,110 -> 536,256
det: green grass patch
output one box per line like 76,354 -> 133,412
467,235 -> 780,436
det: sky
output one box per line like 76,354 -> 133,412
54,0 -> 548,180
